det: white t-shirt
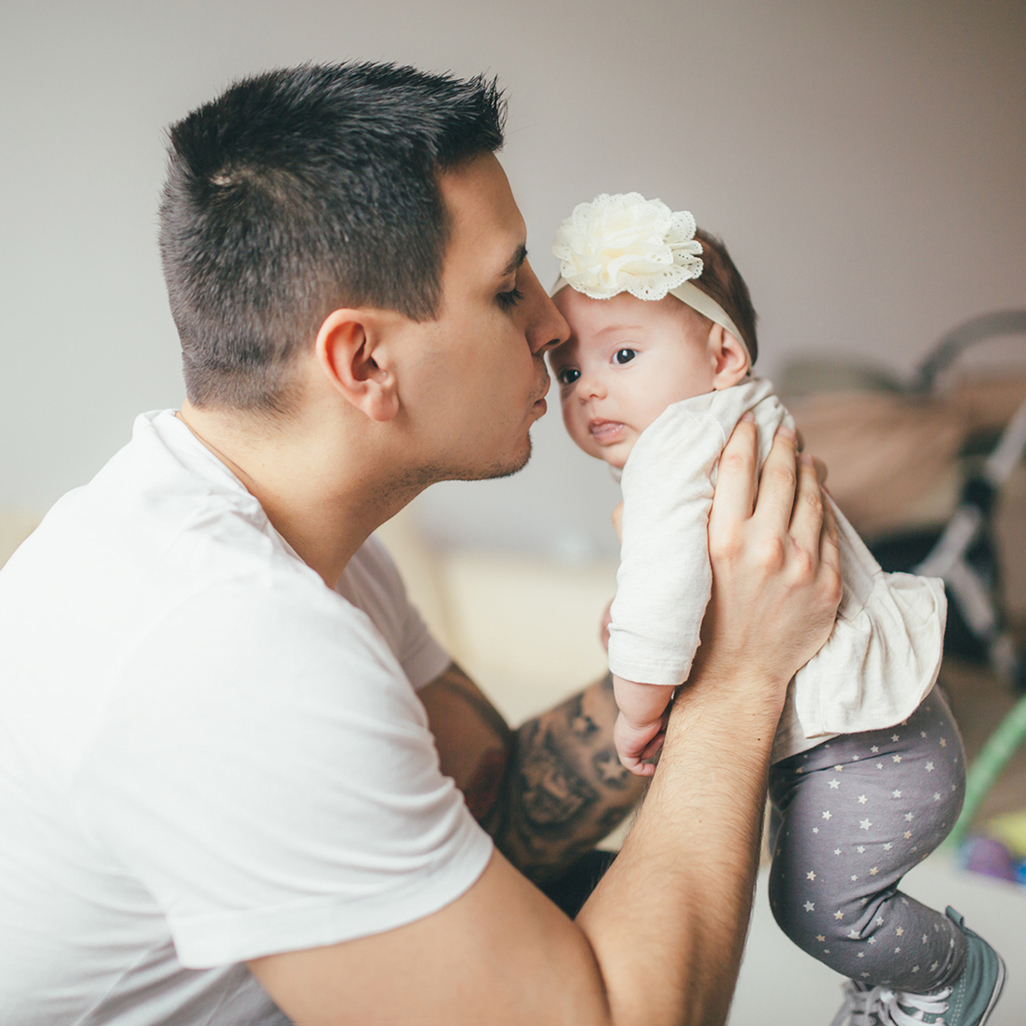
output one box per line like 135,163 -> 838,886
609,378 -> 947,762
0,411 -> 493,1025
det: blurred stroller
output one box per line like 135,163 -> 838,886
779,309 -> 1026,692
780,310 -> 1026,845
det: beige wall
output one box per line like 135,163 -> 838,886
2,0 -> 1023,557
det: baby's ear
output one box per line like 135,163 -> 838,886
709,324 -> 750,389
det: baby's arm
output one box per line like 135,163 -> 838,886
612,675 -> 676,776
609,407 -> 724,690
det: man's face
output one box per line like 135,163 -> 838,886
399,154 -> 568,482
549,288 -> 717,470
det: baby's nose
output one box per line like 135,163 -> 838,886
577,372 -> 605,400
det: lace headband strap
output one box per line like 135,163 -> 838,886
550,192 -> 751,369
667,281 -> 749,365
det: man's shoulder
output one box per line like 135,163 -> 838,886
0,408 -> 399,684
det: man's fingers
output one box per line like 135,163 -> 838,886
749,425 -> 798,532
786,451 -> 840,582
708,414 -> 759,539
787,451 -> 825,550
819,485 -> 841,576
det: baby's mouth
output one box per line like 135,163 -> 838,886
589,419 -> 625,443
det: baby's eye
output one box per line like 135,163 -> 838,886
613,348 -> 636,365
557,367 -> 580,386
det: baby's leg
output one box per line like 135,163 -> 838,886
768,687 -> 967,993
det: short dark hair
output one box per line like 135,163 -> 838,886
159,62 -> 506,412
693,228 -> 758,366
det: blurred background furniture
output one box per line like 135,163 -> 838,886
779,311 -> 1026,852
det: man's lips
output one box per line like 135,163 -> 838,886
531,375 -> 550,413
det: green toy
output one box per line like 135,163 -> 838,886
947,691 -> 1026,850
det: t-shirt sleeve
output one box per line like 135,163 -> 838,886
337,536 -> 451,690
73,580 -> 492,968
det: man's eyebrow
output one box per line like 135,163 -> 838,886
501,244 -> 528,277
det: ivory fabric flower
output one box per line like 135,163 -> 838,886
551,193 -> 704,301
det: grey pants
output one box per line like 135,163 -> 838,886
768,686 -> 967,993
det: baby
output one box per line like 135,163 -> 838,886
548,193 -> 1005,1026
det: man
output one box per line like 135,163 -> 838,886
0,63 -> 840,1024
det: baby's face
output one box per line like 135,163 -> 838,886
549,288 -> 718,469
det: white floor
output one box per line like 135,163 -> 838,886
730,854 -> 1024,1024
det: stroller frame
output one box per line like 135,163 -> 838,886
909,310 -> 1026,692
901,309 -> 1026,847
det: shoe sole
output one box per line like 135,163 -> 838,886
977,953 -> 1006,1026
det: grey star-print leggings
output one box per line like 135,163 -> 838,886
768,686 -> 967,994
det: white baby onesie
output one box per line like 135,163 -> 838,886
608,377 -> 947,761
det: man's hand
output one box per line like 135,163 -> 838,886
698,417 -> 842,706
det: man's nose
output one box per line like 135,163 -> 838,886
523,265 -> 570,356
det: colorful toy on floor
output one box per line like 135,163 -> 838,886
961,810 -> 1026,885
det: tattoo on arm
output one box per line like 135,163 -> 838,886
424,665 -> 645,884
423,666 -> 514,824
488,674 -> 646,884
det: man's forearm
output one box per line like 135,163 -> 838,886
576,663 -> 781,1026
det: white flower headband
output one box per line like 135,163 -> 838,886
551,192 -> 751,368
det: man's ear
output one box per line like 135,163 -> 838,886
708,323 -> 750,389
315,309 -> 400,422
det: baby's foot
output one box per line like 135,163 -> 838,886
828,907 -> 1005,1026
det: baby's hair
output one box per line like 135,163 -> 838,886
693,228 -> 758,365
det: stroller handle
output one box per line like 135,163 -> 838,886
913,309 -> 1026,393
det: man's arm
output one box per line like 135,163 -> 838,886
248,424 -> 842,1026
420,664 -> 646,884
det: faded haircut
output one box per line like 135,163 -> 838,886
159,62 -> 506,412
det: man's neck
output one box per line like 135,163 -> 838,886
176,400 -> 418,589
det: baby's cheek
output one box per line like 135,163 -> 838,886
559,395 -> 580,433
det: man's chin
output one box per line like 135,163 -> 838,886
411,438 -> 533,489
472,437 -> 533,482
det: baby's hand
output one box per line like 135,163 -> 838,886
613,709 -> 667,777
599,598 -> 613,652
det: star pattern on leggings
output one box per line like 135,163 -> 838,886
779,711 -> 963,990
